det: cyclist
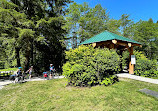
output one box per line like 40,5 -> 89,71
26,66 -> 33,79
49,64 -> 55,79
14,67 -> 24,83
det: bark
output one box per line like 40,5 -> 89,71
30,42 -> 34,66
24,51 -> 30,72
15,47 -> 21,67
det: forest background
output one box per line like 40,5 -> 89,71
0,0 -> 157,73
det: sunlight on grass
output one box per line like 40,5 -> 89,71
0,68 -> 18,71
0,78 -> 158,111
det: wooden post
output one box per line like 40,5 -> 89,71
129,46 -> 134,74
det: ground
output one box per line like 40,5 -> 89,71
0,78 -> 158,111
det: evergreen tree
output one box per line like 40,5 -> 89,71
120,14 -> 132,37
0,0 -> 71,73
132,20 -> 158,60
148,18 -> 153,23
65,2 -> 109,48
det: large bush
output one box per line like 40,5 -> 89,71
134,51 -> 158,78
63,45 -> 121,87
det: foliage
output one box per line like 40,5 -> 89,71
122,50 -> 158,78
106,19 -> 121,35
63,45 -> 120,87
1,0 -> 158,75
64,2 -> 109,48
65,3 -> 158,62
131,19 -> 158,60
100,75 -> 118,86
119,14 -> 133,37
134,51 -> 158,78
0,68 -> 17,71
122,51 -> 129,69
0,0 -> 71,73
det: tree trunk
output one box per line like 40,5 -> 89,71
15,47 -> 21,67
24,51 -> 30,72
30,42 -> 34,66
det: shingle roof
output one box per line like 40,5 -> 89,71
80,30 -> 141,45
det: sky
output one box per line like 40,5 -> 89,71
73,0 -> 158,23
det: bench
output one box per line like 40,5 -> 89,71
0,71 -> 14,79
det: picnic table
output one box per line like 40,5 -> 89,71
0,71 -> 14,79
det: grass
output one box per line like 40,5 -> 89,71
137,75 -> 158,79
149,77 -> 158,79
0,78 -> 158,111
0,68 -> 17,72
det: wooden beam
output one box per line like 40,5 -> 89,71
132,43 -> 142,47
128,43 -> 132,47
116,41 -> 128,47
115,40 -> 141,48
112,40 -> 117,44
92,42 -> 96,47
128,46 -> 134,74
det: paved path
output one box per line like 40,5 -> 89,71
0,80 -> 12,90
1,74 -> 157,89
0,76 -> 65,90
117,73 -> 158,84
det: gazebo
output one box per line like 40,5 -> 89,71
80,30 -> 141,74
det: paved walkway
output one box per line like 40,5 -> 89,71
0,76 -> 65,90
1,74 -> 157,89
117,73 -> 158,84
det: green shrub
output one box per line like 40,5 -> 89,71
63,45 -> 120,87
100,75 -> 118,86
122,51 -> 129,69
0,61 -> 5,69
134,51 -> 158,78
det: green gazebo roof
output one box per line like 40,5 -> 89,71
80,30 -> 141,45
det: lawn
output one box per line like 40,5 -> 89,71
0,78 -> 158,111
0,68 -> 17,72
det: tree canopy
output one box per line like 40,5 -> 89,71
0,0 -> 72,72
0,1 -> 157,72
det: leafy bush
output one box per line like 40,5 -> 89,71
63,45 -> 120,87
134,51 -> 158,78
122,51 -> 129,69
100,75 -> 118,86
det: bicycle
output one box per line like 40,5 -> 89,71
14,73 -> 25,83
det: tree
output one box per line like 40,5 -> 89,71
132,20 -> 158,60
148,18 -> 153,23
119,14 -> 133,37
64,2 -> 109,48
106,19 -> 121,35
0,0 -> 30,67
0,0 -> 71,73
